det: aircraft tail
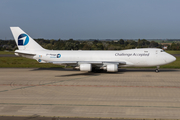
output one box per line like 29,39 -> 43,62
10,27 -> 44,51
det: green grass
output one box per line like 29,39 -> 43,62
160,56 -> 180,68
165,50 -> 180,54
0,51 -> 14,54
0,57 -> 63,68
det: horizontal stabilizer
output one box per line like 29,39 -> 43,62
14,50 -> 36,59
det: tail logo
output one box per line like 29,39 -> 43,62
18,34 -> 29,46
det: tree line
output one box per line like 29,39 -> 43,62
0,38 -> 180,51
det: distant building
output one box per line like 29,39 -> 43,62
160,43 -> 172,50
162,46 -> 168,50
160,43 -> 172,46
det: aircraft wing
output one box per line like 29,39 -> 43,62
49,61 -> 77,66
49,61 -> 126,66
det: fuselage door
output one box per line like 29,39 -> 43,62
156,50 -> 158,57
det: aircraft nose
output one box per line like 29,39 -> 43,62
169,55 -> 176,63
172,55 -> 176,62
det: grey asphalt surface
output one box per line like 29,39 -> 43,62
0,116 -> 139,120
0,68 -> 180,119
172,54 -> 180,56
0,54 -> 16,57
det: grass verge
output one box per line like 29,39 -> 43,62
160,56 -> 180,68
0,57 -> 63,68
0,51 -> 14,54
165,50 -> 180,54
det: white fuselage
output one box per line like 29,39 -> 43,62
11,27 -> 176,72
20,48 -> 176,67
10,27 -> 176,72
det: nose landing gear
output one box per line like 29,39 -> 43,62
155,66 -> 160,73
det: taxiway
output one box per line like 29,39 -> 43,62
0,68 -> 180,119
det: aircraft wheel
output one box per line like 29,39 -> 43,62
155,69 -> 159,73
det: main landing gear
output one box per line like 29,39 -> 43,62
155,66 -> 160,73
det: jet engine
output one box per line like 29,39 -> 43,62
106,64 -> 118,72
80,64 -> 92,72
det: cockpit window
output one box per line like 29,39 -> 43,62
161,50 -> 164,52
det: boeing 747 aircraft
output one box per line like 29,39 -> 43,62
10,27 -> 176,72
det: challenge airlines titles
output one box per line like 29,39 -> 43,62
115,53 -> 150,57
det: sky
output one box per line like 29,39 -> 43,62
1,0 -> 180,40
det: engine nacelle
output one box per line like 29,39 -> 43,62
80,64 -> 92,72
107,64 -> 118,72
